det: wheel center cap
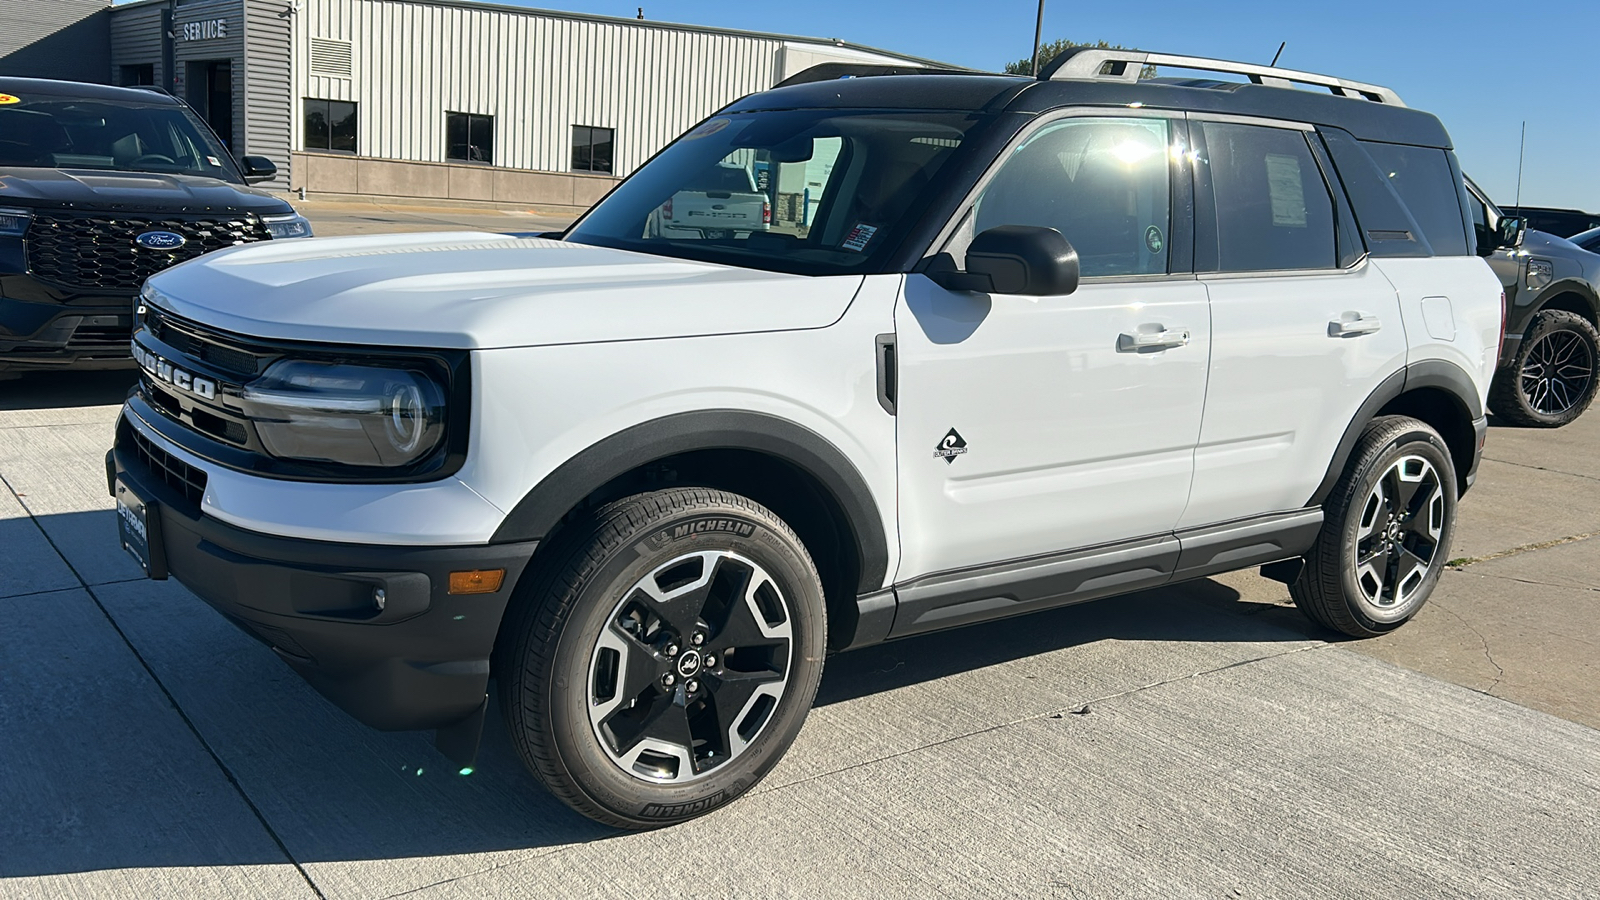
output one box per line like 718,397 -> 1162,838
676,649 -> 702,678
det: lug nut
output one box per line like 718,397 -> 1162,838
704,654 -> 716,668
685,679 -> 699,693
691,632 -> 705,646
662,673 -> 676,687
665,643 -> 679,657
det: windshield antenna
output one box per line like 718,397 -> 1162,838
1269,42 -> 1285,66
1514,121 -> 1527,209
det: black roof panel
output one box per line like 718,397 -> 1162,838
0,77 -> 180,106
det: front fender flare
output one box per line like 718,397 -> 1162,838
488,409 -> 890,593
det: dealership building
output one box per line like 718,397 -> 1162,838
1,0 -> 940,208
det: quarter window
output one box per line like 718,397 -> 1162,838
303,98 -> 357,154
973,117 -> 1172,277
571,125 -> 615,174
1360,142 -> 1470,256
446,112 -> 493,164
1197,122 -> 1337,272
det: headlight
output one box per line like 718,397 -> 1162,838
0,207 -> 31,236
1526,258 -> 1554,291
261,212 -> 313,240
241,360 -> 446,467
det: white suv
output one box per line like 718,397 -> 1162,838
110,50 -> 1507,827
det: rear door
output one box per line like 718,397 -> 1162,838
894,113 -> 1211,583
1180,116 -> 1407,528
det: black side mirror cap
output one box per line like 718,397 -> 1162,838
239,155 -> 278,184
1496,215 -> 1527,251
927,225 -> 1080,296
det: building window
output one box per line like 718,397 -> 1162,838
446,112 -> 494,164
119,64 -> 155,86
303,98 -> 357,154
571,125 -> 614,174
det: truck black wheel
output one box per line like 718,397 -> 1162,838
1488,309 -> 1600,427
497,488 -> 826,828
1291,416 -> 1457,638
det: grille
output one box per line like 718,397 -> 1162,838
145,308 -> 267,378
125,423 -> 208,507
68,319 -> 134,351
26,211 -> 271,292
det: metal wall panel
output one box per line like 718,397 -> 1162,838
291,0 -> 916,178
243,0 -> 292,187
109,3 -> 166,86
0,0 -> 111,83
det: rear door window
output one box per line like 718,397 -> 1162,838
1360,142 -> 1470,255
1195,122 -> 1337,272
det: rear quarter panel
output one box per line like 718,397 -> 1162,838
1373,256 -> 1503,405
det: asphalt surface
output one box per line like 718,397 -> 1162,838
1,208 -> 1597,897
292,196 -> 574,238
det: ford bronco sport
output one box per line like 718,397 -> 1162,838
109,49 -> 1509,827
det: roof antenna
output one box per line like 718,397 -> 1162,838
1030,0 -> 1046,77
1269,41 -> 1285,66
1514,120 -> 1527,209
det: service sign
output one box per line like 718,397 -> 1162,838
178,19 -> 228,41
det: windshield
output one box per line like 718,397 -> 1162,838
564,109 -> 989,275
0,94 -> 240,181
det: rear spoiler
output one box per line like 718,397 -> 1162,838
774,62 -> 972,88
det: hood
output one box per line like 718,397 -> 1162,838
0,168 -> 290,213
145,232 -> 865,349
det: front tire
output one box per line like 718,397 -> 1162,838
497,488 -> 826,828
1291,416 -> 1457,637
1488,309 -> 1600,427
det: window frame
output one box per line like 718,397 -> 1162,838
444,111 -> 494,165
1187,112 -> 1357,278
927,107 -> 1196,284
570,124 -> 616,175
302,97 -> 357,154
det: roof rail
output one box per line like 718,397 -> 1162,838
774,62 -> 966,88
1040,48 -> 1405,107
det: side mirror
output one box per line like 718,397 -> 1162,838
927,225 -> 1080,296
1496,215 -> 1527,251
239,155 -> 278,184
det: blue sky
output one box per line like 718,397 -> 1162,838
538,0 -> 1598,212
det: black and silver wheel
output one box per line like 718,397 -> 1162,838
1291,416 -> 1457,637
497,488 -> 825,828
1489,309 -> 1600,427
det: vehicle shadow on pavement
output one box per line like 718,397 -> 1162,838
0,370 -> 138,411
817,577 -> 1324,707
2,507 -> 1324,880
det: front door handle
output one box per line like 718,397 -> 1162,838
1328,312 -> 1382,337
1118,326 -> 1191,352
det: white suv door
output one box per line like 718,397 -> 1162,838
1178,117 -> 1407,528
894,114 -> 1211,583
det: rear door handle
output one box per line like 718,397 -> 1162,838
1118,326 -> 1191,352
1328,312 -> 1382,337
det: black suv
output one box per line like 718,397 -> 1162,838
0,77 -> 311,374
1500,205 -> 1600,240
1465,178 -> 1600,426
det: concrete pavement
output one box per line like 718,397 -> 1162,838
293,196 -> 575,238
2,373 -> 1598,899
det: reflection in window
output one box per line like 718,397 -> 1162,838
446,112 -> 493,164
303,98 -> 356,153
1199,122 -> 1336,272
974,117 -> 1171,277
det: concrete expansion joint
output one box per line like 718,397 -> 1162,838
1444,530 -> 1600,569
1482,455 -> 1600,484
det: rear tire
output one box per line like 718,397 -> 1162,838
1488,309 -> 1600,427
1291,416 -> 1457,638
497,488 -> 826,828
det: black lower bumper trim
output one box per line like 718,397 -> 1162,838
111,440 -> 537,732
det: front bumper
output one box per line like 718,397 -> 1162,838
0,292 -> 137,371
109,424 -> 538,733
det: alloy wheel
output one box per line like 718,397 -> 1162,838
587,550 -> 793,783
1352,455 -> 1446,614
1519,329 -> 1595,416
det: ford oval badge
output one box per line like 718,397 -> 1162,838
135,230 -> 187,250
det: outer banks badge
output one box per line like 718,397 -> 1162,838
0,94 -> 21,105
933,428 -> 968,464
1145,225 -> 1164,254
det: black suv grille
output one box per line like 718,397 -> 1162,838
123,421 -> 208,507
26,211 -> 271,292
